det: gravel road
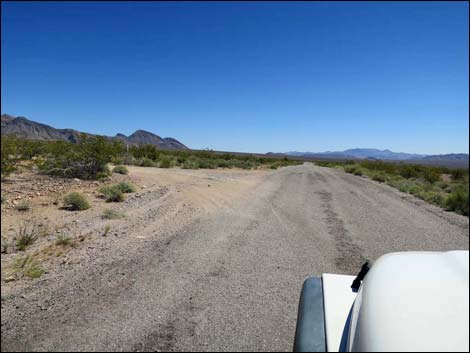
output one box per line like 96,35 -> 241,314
1,163 -> 468,352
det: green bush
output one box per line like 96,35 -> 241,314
102,208 -> 125,219
39,136 -> 123,180
423,169 -> 440,184
63,192 -> 90,211
113,165 -> 128,175
182,159 -> 199,169
138,157 -> 156,167
1,135 -> 21,177
353,168 -> 364,176
115,182 -> 136,193
344,165 -> 359,174
450,169 -> 467,181
56,234 -> 72,246
159,156 -> 173,168
15,222 -> 40,251
445,187 -> 469,216
99,185 -> 125,202
129,144 -> 159,160
399,166 -> 419,179
418,192 -> 446,207
371,172 -> 387,182
197,159 -> 217,169
15,201 -> 31,212
13,255 -> 44,278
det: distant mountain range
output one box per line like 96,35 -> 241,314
286,148 -> 426,160
1,114 -> 188,150
280,148 -> 469,168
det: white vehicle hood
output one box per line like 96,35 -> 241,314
348,250 -> 469,352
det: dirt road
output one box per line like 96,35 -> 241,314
1,163 -> 468,352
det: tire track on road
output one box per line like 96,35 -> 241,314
316,190 -> 367,274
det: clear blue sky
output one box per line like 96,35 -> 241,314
1,1 -> 468,154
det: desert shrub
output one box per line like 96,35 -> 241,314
371,172 -> 387,182
418,192 -> 446,207
214,159 -> 228,168
450,169 -> 467,181
240,161 -> 255,169
96,166 -> 111,180
56,234 -> 72,246
13,255 -> 45,278
1,236 -> 13,254
445,186 -> 469,216
38,136 -> 123,180
103,225 -> 111,236
344,165 -> 359,174
121,155 -> 138,166
138,157 -> 156,167
15,222 -> 40,251
102,208 -> 125,219
408,184 -> 422,195
99,185 -> 125,202
436,181 -> 450,190
399,166 -> 419,179
423,169 -> 440,184
129,144 -> 159,160
112,165 -> 128,175
15,201 -> 31,212
159,156 -> 173,168
115,182 -> 136,193
182,159 -> 199,169
197,159 -> 217,169
1,135 -> 18,176
63,192 -> 90,211
353,168 -> 364,176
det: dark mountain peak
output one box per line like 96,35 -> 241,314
129,129 -> 161,138
1,113 -> 188,150
1,114 -> 16,122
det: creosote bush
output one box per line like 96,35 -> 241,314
1,135 -> 301,177
445,186 -> 469,216
37,136 -> 123,180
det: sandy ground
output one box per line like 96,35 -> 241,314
1,163 -> 468,351
1,166 -> 267,286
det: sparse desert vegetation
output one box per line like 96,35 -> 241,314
316,160 -> 469,216
102,208 -> 125,220
1,134 -> 301,181
113,165 -> 128,175
103,225 -> 111,236
14,221 -> 41,251
99,185 -> 125,202
115,182 -> 137,193
55,233 -> 72,246
63,192 -> 91,211
12,255 -> 45,279
15,200 -> 31,212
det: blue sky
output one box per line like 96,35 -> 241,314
1,1 -> 468,154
